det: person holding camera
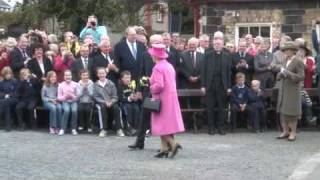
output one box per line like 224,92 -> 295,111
79,15 -> 107,44
232,40 -> 254,86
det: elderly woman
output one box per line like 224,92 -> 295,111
276,41 -> 305,141
148,43 -> 185,158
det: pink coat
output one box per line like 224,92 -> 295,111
150,59 -> 185,136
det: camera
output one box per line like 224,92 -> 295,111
90,21 -> 96,27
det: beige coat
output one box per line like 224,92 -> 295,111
276,56 -> 305,117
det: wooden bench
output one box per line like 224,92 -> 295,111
177,88 -> 319,131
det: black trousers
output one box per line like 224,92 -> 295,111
15,99 -> 37,128
0,98 -> 18,130
122,103 -> 140,129
135,107 -> 151,145
247,104 -> 266,130
97,103 -> 121,130
230,104 -> 248,130
78,103 -> 93,129
206,83 -> 227,131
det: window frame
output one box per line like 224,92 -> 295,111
235,23 -> 273,49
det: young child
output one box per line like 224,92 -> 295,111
248,80 -> 266,132
0,67 -> 18,131
76,69 -> 94,133
118,71 -> 140,135
16,68 -> 40,130
93,68 -> 123,137
41,71 -> 62,134
57,70 -> 78,135
230,72 -> 250,132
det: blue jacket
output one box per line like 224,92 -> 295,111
248,89 -> 265,108
0,79 -> 19,99
17,78 -> 40,101
79,26 -> 107,44
231,85 -> 249,107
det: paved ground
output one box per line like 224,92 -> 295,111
1,129 -> 320,180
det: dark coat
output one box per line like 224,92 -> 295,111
0,79 -> 19,99
91,51 -> 119,84
201,50 -> 232,91
179,50 -> 204,88
232,52 -> 254,85
27,58 -> 53,80
71,56 -> 94,82
114,39 -> 146,80
10,47 -> 31,78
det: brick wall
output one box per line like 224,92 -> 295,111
202,0 -> 320,48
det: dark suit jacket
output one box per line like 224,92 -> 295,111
231,52 -> 254,85
71,57 -> 93,82
179,50 -> 204,88
10,47 -> 31,78
91,51 -> 119,84
140,51 -> 154,78
201,50 -> 232,91
27,58 -> 53,80
114,39 -> 146,80
167,46 -> 180,70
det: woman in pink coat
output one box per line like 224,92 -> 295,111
148,43 -> 185,158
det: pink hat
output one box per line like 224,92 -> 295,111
148,44 -> 168,59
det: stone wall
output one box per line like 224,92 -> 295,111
202,0 -> 320,48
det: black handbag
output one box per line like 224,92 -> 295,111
143,98 -> 161,112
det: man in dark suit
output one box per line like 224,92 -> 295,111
128,34 -> 160,150
179,37 -> 204,89
91,40 -> 119,84
201,37 -> 232,135
10,36 -> 31,78
71,44 -> 94,82
232,40 -> 254,86
114,26 -> 146,81
162,33 -> 180,70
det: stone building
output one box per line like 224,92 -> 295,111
197,0 -> 320,47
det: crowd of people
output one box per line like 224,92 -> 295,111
0,15 -> 320,145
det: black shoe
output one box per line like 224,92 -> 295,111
170,144 -> 182,158
18,124 -> 25,131
154,151 -> 169,158
218,129 -> 226,135
208,129 -> 215,135
128,143 -> 144,150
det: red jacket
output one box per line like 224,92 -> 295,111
53,55 -> 74,82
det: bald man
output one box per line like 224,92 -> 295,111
179,37 -> 204,89
114,26 -> 146,81
201,37 -> 232,135
232,40 -> 254,86
128,34 -> 163,150
71,44 -> 93,82
91,40 -> 119,83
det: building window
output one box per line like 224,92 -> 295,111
235,23 -> 272,46
156,4 -> 164,23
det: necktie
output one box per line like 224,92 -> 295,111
22,49 -> 27,59
191,52 -> 196,68
240,52 -> 244,58
84,58 -> 88,69
131,43 -> 137,60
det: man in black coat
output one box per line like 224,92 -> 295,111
114,27 -> 146,81
10,36 -> 31,78
232,40 -> 254,86
162,32 -> 180,70
128,34 -> 160,150
91,40 -> 119,84
201,37 -> 232,135
179,37 -> 204,89
71,44 -> 94,82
